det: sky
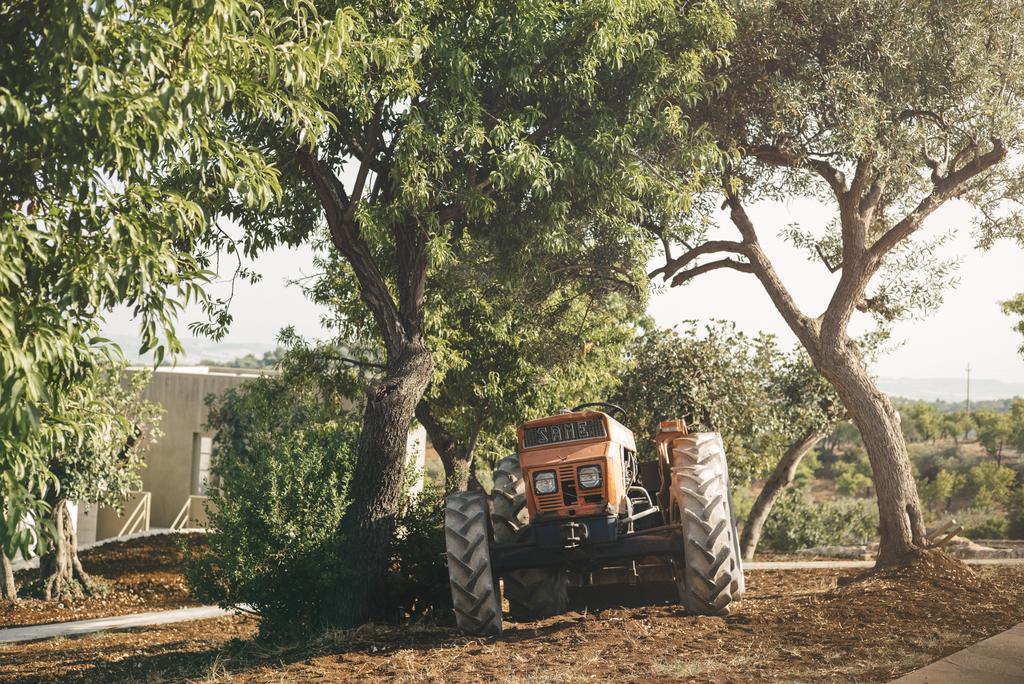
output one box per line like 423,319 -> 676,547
103,195 -> 1024,383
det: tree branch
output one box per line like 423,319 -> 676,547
722,191 -> 819,346
669,257 -> 753,286
323,354 -> 385,370
650,240 -> 747,280
749,144 -> 848,197
295,146 -> 407,357
868,138 -> 1007,263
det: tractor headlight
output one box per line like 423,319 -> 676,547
534,470 -> 557,495
577,465 -> 602,489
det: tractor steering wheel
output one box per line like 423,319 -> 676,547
571,401 -> 628,423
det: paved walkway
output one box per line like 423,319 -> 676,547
745,558 -> 1024,571
890,622 -> 1024,683
0,606 -> 235,644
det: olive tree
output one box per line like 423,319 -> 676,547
201,0 -> 731,625
653,0 -> 1024,564
1003,294 -> 1024,355
35,368 -> 162,600
612,322 -> 838,559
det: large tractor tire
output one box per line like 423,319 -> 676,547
670,433 -> 744,616
725,481 -> 746,599
445,491 -> 502,635
490,455 -> 568,621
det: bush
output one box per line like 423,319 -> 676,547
759,489 -> 878,552
967,461 -> 1016,509
184,368 -> 449,636
908,444 -> 965,480
1008,488 -> 1024,539
918,468 -> 966,513
387,484 -> 451,622
184,373 -> 360,636
957,508 -> 1009,540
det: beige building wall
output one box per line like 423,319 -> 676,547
131,366 -> 266,528
92,366 -> 431,536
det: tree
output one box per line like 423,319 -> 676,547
835,458 -> 874,499
902,402 -> 941,443
939,411 -> 971,446
918,469 -> 965,513
1002,294 -> 1024,355
613,322 -> 784,473
413,273 -> 645,492
610,322 -> 840,559
0,0 -> 343,587
201,0 -> 732,625
652,0 -> 1024,564
822,421 -> 862,458
973,410 -> 1011,465
967,461 -> 1016,509
34,367 -> 161,600
1008,398 -> 1024,455
739,348 -> 841,558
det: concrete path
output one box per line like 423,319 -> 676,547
745,558 -> 1024,571
890,622 -> 1024,683
0,606 -> 236,644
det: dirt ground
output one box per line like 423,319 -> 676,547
3,552 -> 1023,683
0,533 -> 205,628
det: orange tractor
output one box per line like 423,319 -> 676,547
444,402 -> 744,635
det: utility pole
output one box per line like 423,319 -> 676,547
965,363 -> 972,418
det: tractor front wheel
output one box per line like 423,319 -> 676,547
445,491 -> 502,635
490,455 -> 568,621
670,433 -> 743,616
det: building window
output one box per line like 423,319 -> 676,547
191,433 -> 213,496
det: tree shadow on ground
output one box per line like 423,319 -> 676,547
3,616 -> 583,683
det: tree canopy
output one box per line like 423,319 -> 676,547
187,0 -> 734,626
612,322 -> 838,483
649,0 -> 1024,563
0,0 -> 351,552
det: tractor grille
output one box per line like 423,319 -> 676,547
533,464 -> 601,512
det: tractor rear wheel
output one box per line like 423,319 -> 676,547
490,455 -> 568,621
445,491 -> 502,635
670,433 -> 743,616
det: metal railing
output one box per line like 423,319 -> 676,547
170,495 -> 212,531
116,491 -> 152,537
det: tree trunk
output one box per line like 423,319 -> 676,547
1,551 -> 16,601
815,347 -> 926,566
415,401 -> 483,492
339,343 -> 433,626
38,495 -> 97,601
740,428 -> 825,561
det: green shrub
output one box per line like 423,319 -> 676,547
184,369 -> 449,636
967,461 -> 1016,509
918,469 -> 966,513
909,444 -> 965,480
957,508 -> 1009,539
184,373 -> 360,636
1008,488 -> 1024,539
759,489 -> 878,552
387,484 -> 451,623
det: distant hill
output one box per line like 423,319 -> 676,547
107,333 -> 276,367
877,377 -> 1024,402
